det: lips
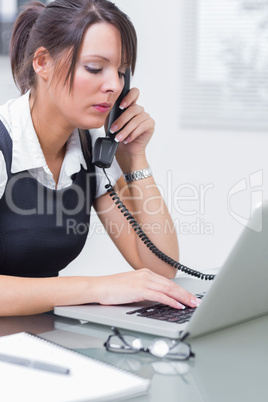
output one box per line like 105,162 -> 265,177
93,103 -> 112,113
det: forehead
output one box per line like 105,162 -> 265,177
79,22 -> 122,64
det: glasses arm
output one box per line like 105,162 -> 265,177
180,332 -> 190,342
111,327 -> 135,348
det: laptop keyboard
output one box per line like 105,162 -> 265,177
126,293 -> 206,325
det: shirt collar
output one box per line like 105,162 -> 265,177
63,128 -> 88,177
9,91 -> 87,175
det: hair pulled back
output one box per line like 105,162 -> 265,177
10,0 -> 137,95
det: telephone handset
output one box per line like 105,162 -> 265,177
92,68 -> 131,168
92,69 -> 215,281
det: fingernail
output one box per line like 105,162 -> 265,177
191,299 -> 202,307
110,124 -> 118,134
115,134 -> 123,142
119,102 -> 127,110
177,302 -> 186,309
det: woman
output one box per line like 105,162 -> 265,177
0,0 -> 201,315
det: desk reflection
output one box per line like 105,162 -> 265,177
0,312 -> 56,336
0,312 -> 267,402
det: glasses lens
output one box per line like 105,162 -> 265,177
149,339 -> 191,360
166,341 -> 191,360
149,339 -> 171,358
107,335 -> 142,354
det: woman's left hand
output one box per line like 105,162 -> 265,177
109,87 -> 155,160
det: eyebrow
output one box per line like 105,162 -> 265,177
81,54 -> 110,62
80,54 -> 127,70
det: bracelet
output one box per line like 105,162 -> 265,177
123,166 -> 152,183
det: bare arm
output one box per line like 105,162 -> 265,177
94,87 -> 179,278
0,271 -> 201,316
0,275 -> 93,316
94,174 -> 178,279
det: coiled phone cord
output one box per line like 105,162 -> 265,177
103,169 -> 215,281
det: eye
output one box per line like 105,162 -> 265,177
84,66 -> 103,74
118,71 -> 126,79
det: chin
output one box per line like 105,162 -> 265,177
79,123 -> 104,131
78,117 -> 107,130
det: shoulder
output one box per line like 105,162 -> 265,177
0,98 -> 19,199
0,92 -> 27,141
0,109 -> 10,199
0,150 -> 8,199
0,92 -> 31,140
0,98 -> 14,136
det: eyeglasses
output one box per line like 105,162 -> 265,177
104,327 -> 195,361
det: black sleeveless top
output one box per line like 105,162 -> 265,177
0,121 -> 96,277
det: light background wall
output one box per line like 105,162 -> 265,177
1,0 -> 267,277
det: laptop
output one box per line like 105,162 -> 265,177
54,202 -> 268,339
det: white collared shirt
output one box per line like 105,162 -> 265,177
0,92 -> 122,199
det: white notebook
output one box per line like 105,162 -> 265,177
0,332 -> 150,402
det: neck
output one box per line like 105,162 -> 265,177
29,90 -> 74,185
29,91 -> 73,162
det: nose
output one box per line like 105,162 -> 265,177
101,70 -> 123,95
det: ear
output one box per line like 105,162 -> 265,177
32,47 -> 53,80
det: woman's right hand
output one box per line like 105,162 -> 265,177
93,268 -> 202,310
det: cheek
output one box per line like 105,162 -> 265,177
72,69 -> 97,97
73,75 -> 88,94
55,75 -> 91,114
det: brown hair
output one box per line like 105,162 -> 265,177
10,0 -> 137,95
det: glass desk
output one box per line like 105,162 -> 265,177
0,312 -> 267,402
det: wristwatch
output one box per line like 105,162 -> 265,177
123,166 -> 152,183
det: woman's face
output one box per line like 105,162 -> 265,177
48,22 -> 126,131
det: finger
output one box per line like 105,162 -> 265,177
116,114 -> 151,143
142,289 -> 188,310
167,283 -> 203,309
123,117 -> 154,144
145,275 -> 202,309
137,269 -> 202,309
119,87 -> 140,109
110,104 -> 144,134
